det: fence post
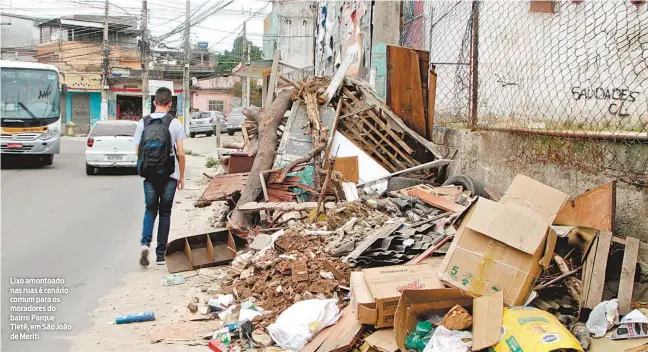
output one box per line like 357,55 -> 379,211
469,0 -> 480,130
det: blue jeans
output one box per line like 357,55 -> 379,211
141,178 -> 177,257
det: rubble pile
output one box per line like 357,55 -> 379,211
154,64 -> 646,352
219,229 -> 351,330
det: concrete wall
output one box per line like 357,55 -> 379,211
1,15 -> 40,61
432,128 -> 648,242
277,1 -> 316,73
192,92 -> 234,116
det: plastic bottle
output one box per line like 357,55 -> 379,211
115,312 -> 155,324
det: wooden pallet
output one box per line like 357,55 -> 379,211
581,231 -> 641,315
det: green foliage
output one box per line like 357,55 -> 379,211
205,156 -> 220,168
215,35 -> 263,74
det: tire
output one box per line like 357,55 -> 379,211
41,154 -> 53,166
207,132 -> 214,137
189,132 -> 196,138
442,174 -> 486,198
227,129 -> 234,136
85,164 -> 95,175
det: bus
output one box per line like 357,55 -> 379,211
1,60 -> 62,166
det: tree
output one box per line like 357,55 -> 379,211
215,35 -> 263,74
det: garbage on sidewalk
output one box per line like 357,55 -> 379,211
164,60 -> 647,352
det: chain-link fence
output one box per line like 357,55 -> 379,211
401,0 -> 648,188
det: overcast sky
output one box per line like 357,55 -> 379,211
0,0 -> 271,53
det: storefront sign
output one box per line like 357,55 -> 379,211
149,80 -> 175,95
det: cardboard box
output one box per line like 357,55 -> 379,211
439,175 -> 568,306
394,288 -> 503,351
350,264 -> 443,328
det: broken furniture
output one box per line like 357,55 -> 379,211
165,230 -> 237,273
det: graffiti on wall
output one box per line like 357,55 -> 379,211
400,0 -> 426,50
316,1 -> 370,77
571,86 -> 641,117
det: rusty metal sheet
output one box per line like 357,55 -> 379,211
195,173 -> 249,207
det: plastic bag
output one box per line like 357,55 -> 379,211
423,326 -> 472,352
586,299 -> 620,338
267,299 -> 340,351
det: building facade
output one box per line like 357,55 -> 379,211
192,76 -> 240,116
1,13 -> 41,62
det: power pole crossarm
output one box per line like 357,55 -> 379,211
183,0 -> 191,132
101,0 -> 110,120
141,0 -> 150,116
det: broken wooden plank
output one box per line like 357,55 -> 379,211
554,182 -> 616,232
582,230 -> 613,309
619,236 -> 640,315
409,188 -> 466,212
322,53 -> 355,105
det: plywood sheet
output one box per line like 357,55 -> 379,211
386,46 -> 427,138
554,182 -> 615,232
334,156 -> 359,183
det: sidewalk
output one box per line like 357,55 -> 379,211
69,134 -> 241,351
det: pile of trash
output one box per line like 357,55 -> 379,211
114,66 -> 646,352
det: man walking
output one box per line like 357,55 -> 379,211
134,87 -> 186,266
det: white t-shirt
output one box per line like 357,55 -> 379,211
134,112 -> 186,180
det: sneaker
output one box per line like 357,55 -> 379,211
140,245 -> 149,266
156,256 -> 165,265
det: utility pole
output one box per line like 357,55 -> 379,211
242,21 -> 250,107
141,0 -> 150,116
101,0 -> 110,120
183,0 -> 191,132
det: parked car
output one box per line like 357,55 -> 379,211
225,108 -> 245,135
189,111 -> 224,138
85,120 -> 138,175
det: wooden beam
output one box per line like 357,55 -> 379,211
408,188 -> 466,213
581,230 -> 613,309
619,236 -> 640,315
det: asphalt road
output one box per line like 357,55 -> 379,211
1,138 -> 144,351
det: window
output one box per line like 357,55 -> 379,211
208,100 -> 224,112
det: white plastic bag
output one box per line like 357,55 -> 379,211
423,326 -> 473,352
267,299 -> 340,351
586,299 -> 620,338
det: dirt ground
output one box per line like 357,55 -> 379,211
69,134 -> 243,351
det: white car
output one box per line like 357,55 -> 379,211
85,120 -> 138,175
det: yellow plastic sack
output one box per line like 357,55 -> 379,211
490,307 -> 583,352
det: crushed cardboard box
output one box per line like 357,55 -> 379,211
394,288 -> 503,351
439,175 -> 568,306
351,263 -> 443,328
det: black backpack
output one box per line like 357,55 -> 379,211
137,114 -> 176,179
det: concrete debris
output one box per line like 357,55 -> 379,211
439,304 -> 473,330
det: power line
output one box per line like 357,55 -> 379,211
208,1 -> 270,50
